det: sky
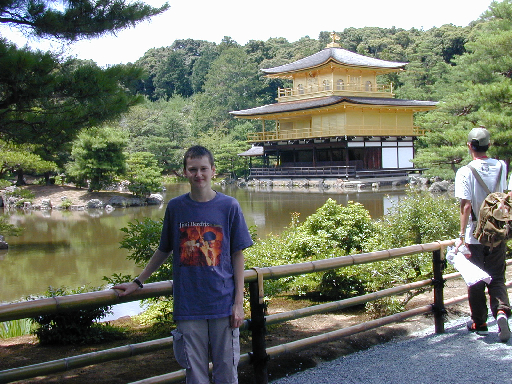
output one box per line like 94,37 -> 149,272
0,0 -> 495,67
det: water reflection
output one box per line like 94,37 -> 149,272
0,183 -> 406,303
226,185 -> 402,237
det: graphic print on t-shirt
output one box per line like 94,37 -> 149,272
179,223 -> 223,267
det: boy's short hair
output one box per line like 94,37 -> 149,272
183,146 -> 215,169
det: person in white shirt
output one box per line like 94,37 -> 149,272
454,127 -> 510,342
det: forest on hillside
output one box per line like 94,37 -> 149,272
2,0 -> 512,185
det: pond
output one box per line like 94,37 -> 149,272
0,183 -> 407,306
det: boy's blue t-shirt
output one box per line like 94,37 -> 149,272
158,192 -> 253,320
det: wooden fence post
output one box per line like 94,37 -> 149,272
248,270 -> 268,384
432,248 -> 446,334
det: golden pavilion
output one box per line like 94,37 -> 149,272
231,34 -> 437,179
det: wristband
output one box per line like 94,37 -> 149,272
133,278 -> 143,288
459,233 -> 465,239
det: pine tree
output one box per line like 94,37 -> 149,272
0,0 -> 169,151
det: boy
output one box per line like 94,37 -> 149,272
114,146 -> 253,383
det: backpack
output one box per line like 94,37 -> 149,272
468,163 -> 512,250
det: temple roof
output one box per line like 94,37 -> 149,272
261,47 -> 408,75
230,96 -> 437,117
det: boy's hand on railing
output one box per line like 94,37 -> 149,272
112,282 -> 140,297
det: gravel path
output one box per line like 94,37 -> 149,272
271,316 -> 512,383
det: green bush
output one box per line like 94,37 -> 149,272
298,199 -> 379,255
31,286 -> 125,345
318,268 -> 367,300
245,200 -> 381,299
365,296 -> 405,318
59,198 -> 73,209
0,179 -> 12,189
118,218 -> 172,284
135,299 -> 174,328
362,190 -> 459,317
377,190 -> 459,248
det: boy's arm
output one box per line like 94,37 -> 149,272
113,249 -> 171,296
230,249 -> 245,328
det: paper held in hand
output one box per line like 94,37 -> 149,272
446,246 -> 492,286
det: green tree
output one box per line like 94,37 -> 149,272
153,50 -> 193,99
133,46 -> 173,99
1,0 -> 168,40
66,127 -> 128,191
414,0 -> 512,176
395,24 -> 469,101
118,97 -> 192,173
0,42 -> 145,147
196,129 -> 251,178
0,139 -> 56,184
134,39 -> 218,99
0,0 -> 169,167
190,44 -> 219,93
192,47 -> 264,133
125,152 -> 163,197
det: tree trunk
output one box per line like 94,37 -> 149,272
15,168 -> 25,186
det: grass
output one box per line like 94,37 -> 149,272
0,319 -> 33,339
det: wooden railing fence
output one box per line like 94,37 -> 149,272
1,239 -> 512,384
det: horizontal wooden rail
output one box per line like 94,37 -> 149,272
0,281 -> 173,323
265,278 -> 433,326
0,241 -> 452,322
243,240 -> 454,283
0,337 -> 173,384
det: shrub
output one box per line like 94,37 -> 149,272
59,198 -> 73,209
245,200 -> 381,299
30,286 -> 124,345
377,190 -> 459,248
116,193 -> 460,318
118,218 -> 172,283
0,179 -> 12,189
363,191 -> 460,317
317,268 -> 367,300
135,299 -> 174,328
298,199 -> 379,255
365,296 -> 405,318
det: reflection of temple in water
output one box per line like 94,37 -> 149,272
233,33 -> 437,180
